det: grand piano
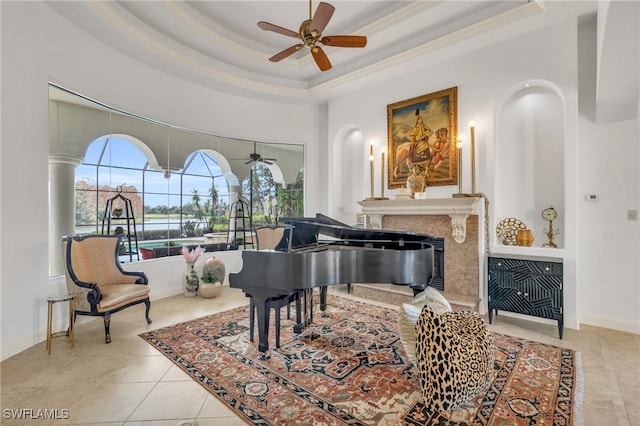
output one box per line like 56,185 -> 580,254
229,214 -> 442,358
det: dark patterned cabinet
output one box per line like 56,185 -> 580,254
488,255 -> 563,338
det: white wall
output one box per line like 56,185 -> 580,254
0,2 -> 320,360
326,19 -> 638,333
577,117 -> 640,332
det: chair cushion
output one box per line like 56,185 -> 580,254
97,284 -> 150,311
398,287 -> 452,365
415,305 -> 494,412
69,238 -> 139,286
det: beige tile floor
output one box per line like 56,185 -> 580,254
1,285 -> 638,425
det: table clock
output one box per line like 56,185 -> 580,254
541,207 -> 558,248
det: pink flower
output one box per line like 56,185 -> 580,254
181,245 -> 205,263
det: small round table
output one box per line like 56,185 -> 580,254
46,294 -> 76,354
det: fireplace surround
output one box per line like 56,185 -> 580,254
358,197 -> 485,311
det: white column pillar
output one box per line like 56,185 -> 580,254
49,156 -> 81,276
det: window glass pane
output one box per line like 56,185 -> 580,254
76,164 -> 97,186
83,137 -> 107,164
143,169 -> 171,206
100,137 -> 148,168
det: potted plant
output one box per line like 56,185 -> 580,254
199,257 -> 225,298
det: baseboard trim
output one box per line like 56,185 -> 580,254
1,285 -> 184,362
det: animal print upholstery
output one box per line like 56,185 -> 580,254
398,287 -> 452,365
415,305 -> 494,412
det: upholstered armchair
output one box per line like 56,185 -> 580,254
62,234 -> 151,343
255,225 -> 287,250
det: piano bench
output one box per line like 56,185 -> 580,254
249,292 -> 300,348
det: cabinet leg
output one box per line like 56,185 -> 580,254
558,319 -> 564,339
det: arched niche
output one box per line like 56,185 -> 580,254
331,124 -> 365,225
494,81 -> 565,248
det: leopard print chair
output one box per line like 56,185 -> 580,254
415,305 -> 494,412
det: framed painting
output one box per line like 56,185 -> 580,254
387,86 -> 458,189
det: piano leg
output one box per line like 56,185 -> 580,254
292,289 -> 315,334
293,291 -> 304,334
306,289 -> 314,324
252,296 -> 271,359
319,286 -> 328,314
249,298 -> 255,342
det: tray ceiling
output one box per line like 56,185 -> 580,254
47,1 -> 611,104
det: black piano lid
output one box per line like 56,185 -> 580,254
280,213 -> 437,245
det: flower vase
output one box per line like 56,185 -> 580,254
184,262 -> 199,297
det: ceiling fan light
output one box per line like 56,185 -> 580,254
258,1 -> 365,72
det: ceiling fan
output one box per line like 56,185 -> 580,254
258,0 -> 367,72
235,143 -> 277,165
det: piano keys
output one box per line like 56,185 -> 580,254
229,214 -> 440,358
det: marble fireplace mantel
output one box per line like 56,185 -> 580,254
356,197 -> 485,310
358,197 -> 483,244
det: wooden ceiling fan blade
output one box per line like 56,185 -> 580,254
269,44 -> 304,62
310,2 -> 335,35
311,46 -> 332,71
321,35 -> 367,48
257,21 -> 300,39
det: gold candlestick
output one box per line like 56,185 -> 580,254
453,126 -> 481,198
456,139 -> 463,194
365,144 -> 388,201
381,151 -> 385,199
470,120 -> 476,195
368,143 -> 374,199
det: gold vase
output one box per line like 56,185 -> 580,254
406,165 -> 426,198
516,229 -> 534,247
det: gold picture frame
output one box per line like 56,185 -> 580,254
387,86 -> 458,189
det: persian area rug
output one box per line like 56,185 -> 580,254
140,295 -> 582,425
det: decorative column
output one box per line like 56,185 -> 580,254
49,155 -> 82,276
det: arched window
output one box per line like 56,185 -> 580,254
241,164 -> 304,225
75,137 -> 231,261
50,84 -> 304,269
181,151 -> 229,235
